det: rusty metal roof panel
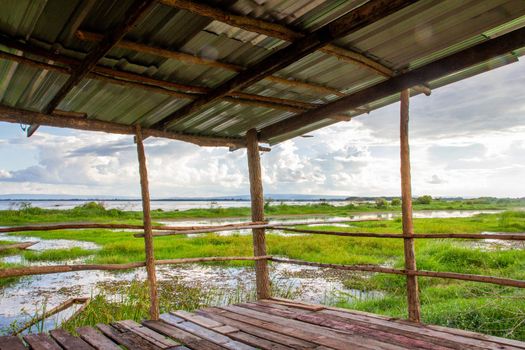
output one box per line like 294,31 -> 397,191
0,0 -> 524,144
226,0 -> 367,32
265,50 -> 524,145
335,0 -> 525,70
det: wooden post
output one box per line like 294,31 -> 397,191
135,125 -> 160,320
400,89 -> 421,322
246,129 -> 271,299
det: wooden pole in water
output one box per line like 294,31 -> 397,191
135,125 -> 160,320
400,89 -> 421,322
246,129 -> 271,299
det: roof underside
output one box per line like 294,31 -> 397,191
0,0 -> 524,145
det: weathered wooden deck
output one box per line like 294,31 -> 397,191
1,299 -> 524,350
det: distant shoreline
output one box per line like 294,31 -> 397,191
0,198 -> 351,202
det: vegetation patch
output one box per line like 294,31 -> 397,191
22,248 -> 95,262
61,277 -> 297,334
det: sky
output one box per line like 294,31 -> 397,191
0,59 -> 524,198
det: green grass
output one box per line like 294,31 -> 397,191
0,262 -> 20,287
22,247 -> 94,262
0,240 -> 23,259
1,207 -> 525,339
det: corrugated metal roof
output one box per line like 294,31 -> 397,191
0,0 -> 524,144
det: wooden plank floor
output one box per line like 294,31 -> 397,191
1,298 -> 524,349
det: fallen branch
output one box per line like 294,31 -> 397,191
14,297 -> 90,335
0,242 -> 37,251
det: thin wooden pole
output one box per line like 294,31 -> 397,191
135,125 -> 160,320
246,129 -> 271,299
400,89 -> 421,322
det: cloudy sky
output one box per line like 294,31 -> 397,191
0,59 -> 524,198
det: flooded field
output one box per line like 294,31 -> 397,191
0,209 -> 507,334
158,209 -> 503,235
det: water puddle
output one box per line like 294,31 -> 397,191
0,232 -> 99,251
460,231 -> 525,251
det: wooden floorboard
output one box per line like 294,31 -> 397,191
0,336 -> 26,350
23,333 -> 62,350
143,320 -> 228,350
49,329 -> 94,350
76,326 -> 121,350
2,300 -> 524,350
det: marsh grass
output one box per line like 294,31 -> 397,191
61,277 -> 298,334
2,210 -> 525,339
0,262 -> 20,287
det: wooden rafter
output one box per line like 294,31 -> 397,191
259,26 -> 525,142
27,0 -> 155,137
152,0 -> 418,130
75,30 -> 346,97
0,38 -> 350,121
158,0 -> 430,96
0,104 -> 245,148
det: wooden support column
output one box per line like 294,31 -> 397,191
400,89 -> 421,322
135,125 -> 160,320
246,129 -> 271,299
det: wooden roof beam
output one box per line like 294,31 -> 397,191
0,104 -> 245,148
0,45 -> 345,121
152,0 -> 418,130
27,0 -> 155,137
158,0 -> 430,96
75,30 -> 345,97
259,26 -> 525,142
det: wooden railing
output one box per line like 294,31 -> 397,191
1,220 -> 524,315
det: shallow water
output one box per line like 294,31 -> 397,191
0,209 -> 504,334
0,200 -> 354,211
0,261 -> 377,333
158,209 -> 503,236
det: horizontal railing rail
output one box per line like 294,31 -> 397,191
270,257 -> 525,288
0,221 -> 268,233
3,221 -> 523,241
1,251 -> 523,288
0,256 -> 271,278
273,226 -> 525,240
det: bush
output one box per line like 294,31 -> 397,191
391,198 -> 401,206
76,201 -> 106,211
375,198 -> 388,209
264,199 -> 272,211
416,195 -> 432,205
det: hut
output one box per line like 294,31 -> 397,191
0,0 -> 525,348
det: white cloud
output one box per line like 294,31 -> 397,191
0,60 -> 524,198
